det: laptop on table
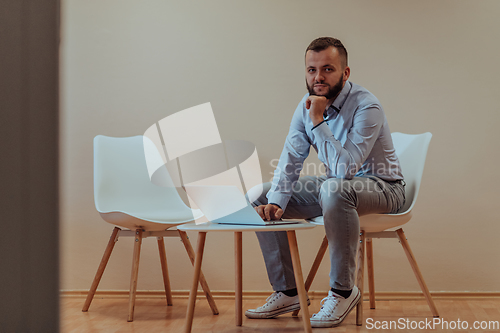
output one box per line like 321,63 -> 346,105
183,185 -> 304,226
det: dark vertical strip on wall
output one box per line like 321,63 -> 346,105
0,0 -> 60,332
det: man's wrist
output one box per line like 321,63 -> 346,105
311,115 -> 324,126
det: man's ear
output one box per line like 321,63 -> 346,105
343,66 -> 351,82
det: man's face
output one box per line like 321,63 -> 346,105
305,46 -> 350,100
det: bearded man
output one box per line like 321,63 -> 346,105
245,37 -> 405,328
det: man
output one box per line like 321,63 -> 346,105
245,37 -> 405,328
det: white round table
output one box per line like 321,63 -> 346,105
177,221 -> 316,333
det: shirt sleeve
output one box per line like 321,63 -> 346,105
266,101 -> 311,211
312,105 -> 383,179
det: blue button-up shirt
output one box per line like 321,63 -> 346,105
267,81 -> 404,211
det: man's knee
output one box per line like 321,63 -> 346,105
319,178 -> 355,209
246,182 -> 272,207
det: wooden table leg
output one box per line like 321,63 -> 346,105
178,230 -> 219,315
184,232 -> 207,333
235,232 -> 243,326
287,230 -> 312,333
82,227 -> 120,312
128,229 -> 143,322
292,235 -> 328,317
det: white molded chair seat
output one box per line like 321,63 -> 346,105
94,135 -> 204,231
309,132 -> 429,232
308,210 -> 413,233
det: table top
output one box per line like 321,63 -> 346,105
177,220 -> 316,232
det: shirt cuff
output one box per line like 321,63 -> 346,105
266,191 -> 290,212
269,203 -> 282,209
312,121 -> 336,143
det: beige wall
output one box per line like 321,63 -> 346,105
60,0 -> 500,293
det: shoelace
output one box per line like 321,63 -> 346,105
312,294 -> 340,318
256,292 -> 280,310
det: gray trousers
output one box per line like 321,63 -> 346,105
253,175 -> 405,291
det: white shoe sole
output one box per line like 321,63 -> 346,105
245,298 -> 310,319
245,302 -> 301,319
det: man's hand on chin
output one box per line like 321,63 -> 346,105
306,95 -> 328,126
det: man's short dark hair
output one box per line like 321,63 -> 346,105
306,37 -> 348,68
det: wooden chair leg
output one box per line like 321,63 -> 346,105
356,230 -> 365,326
292,235 -> 328,317
128,229 -> 143,322
287,230 -> 313,333
157,237 -> 173,306
366,237 -> 376,309
184,232 -> 207,333
395,228 -> 439,317
178,230 -> 219,315
82,227 -> 120,312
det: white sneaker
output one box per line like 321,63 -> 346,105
310,286 -> 361,328
245,291 -> 309,319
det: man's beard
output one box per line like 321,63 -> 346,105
307,74 -> 344,100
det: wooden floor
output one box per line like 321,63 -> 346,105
61,296 -> 500,333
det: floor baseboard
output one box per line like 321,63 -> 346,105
61,290 -> 500,300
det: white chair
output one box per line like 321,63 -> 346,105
294,132 -> 439,325
82,135 -> 219,321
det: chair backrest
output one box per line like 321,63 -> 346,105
391,132 -> 432,214
94,135 -> 195,220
